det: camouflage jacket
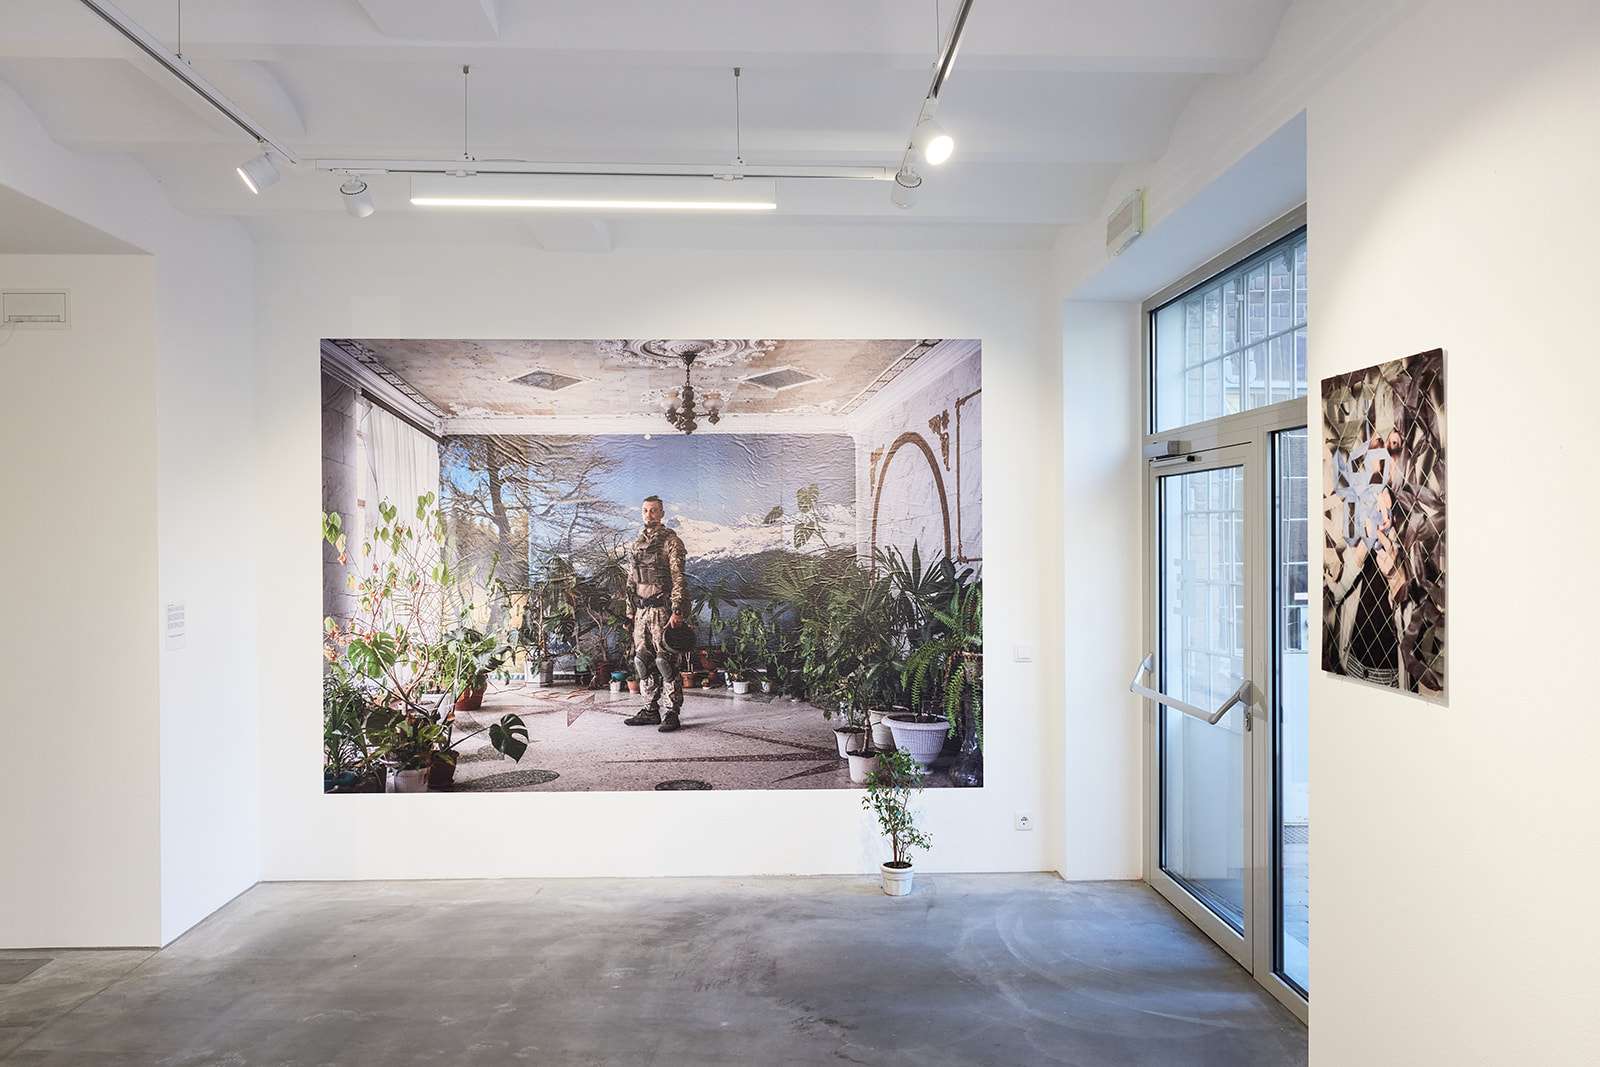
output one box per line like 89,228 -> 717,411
629,523 -> 689,615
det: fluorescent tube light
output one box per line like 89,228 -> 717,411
410,175 -> 777,211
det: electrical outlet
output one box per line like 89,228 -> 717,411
1014,811 -> 1035,831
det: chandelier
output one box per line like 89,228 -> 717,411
664,350 -> 722,435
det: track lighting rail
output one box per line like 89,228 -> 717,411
76,0 -> 301,166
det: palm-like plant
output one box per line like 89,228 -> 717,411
903,578 -> 983,741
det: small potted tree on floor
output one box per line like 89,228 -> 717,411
862,748 -> 932,896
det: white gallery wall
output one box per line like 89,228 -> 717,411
0,252 -> 162,947
1304,1 -> 1600,1062
1056,0 -> 1600,1060
255,241 -> 1069,881
0,83 -> 260,948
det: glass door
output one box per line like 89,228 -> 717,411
1140,415 -> 1308,1021
1150,445 -> 1254,962
1140,211 -> 1309,1018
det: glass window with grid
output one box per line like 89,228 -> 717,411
1151,231 -> 1308,433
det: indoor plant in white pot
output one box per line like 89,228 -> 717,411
862,748 -> 932,895
897,577 -> 983,781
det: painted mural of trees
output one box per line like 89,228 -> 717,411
439,434 -> 628,598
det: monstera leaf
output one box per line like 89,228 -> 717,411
488,714 -> 530,762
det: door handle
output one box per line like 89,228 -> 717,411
1129,654 -> 1259,727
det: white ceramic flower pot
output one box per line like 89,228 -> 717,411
886,715 -> 948,769
390,768 -> 429,793
880,861 -> 915,896
732,680 -> 750,694
834,727 -> 864,758
846,750 -> 879,783
869,708 -> 897,752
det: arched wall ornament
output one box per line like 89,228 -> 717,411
870,431 -> 952,564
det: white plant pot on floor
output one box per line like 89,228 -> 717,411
880,861 -> 915,896
732,680 -> 750,694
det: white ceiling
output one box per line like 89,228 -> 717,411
0,1 -> 1292,250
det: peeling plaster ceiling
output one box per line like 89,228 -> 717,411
327,337 -> 946,431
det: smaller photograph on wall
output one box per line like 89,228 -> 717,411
1320,348 -> 1446,699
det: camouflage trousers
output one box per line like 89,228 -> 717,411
633,606 -> 683,713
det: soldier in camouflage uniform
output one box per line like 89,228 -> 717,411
623,495 -> 691,732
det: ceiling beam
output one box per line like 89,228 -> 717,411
356,0 -> 499,41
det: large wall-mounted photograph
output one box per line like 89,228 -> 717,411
321,339 -> 983,792
1320,348 -> 1446,700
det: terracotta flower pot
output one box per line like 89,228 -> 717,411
427,752 -> 457,790
454,686 -> 485,711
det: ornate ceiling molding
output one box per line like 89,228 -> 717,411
596,339 -> 777,369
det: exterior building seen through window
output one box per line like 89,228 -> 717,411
1151,231 -> 1308,434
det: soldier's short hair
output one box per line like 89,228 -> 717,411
643,495 -> 663,506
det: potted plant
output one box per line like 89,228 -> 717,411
384,712 -> 445,793
322,493 -> 532,788
862,748 -> 932,896
425,702 -> 530,790
435,625 -> 507,710
900,577 -> 983,784
574,650 -> 596,688
322,673 -> 395,792
722,649 -> 755,694
690,577 -> 736,661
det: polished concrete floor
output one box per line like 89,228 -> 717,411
0,875 -> 1307,1066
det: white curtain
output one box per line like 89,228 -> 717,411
359,399 -> 440,542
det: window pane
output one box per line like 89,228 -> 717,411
1151,230 -> 1308,432
1161,465 -> 1247,930
1274,428 -> 1311,996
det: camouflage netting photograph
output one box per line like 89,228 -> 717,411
1320,348 -> 1446,700
319,339 -> 982,792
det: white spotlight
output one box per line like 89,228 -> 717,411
236,152 -> 279,194
911,119 -> 953,166
340,177 -> 374,218
890,166 -> 922,209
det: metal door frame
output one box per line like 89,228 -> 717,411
1140,401 -> 1310,1022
